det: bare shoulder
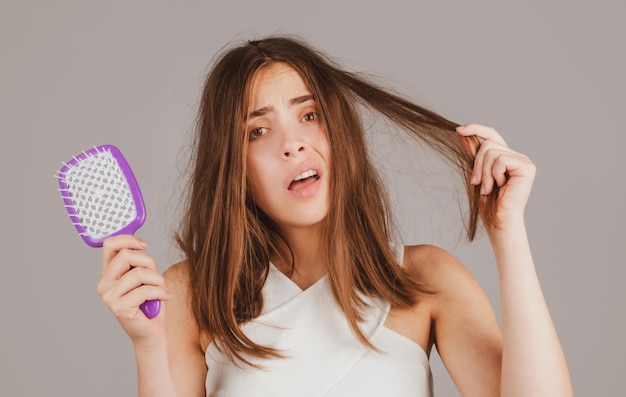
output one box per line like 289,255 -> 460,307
163,261 -> 197,338
403,245 -> 499,336
384,244 -> 467,352
402,245 -> 481,297
163,262 -> 195,327
164,260 -> 191,290
403,244 -> 473,289
164,261 -> 213,350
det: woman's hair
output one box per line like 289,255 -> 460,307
176,35 -> 498,365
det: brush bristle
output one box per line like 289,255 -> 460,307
59,148 -> 137,239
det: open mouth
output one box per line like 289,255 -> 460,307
288,169 -> 319,191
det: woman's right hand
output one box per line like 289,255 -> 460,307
97,235 -> 172,347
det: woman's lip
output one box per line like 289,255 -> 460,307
288,174 -> 322,198
284,161 -> 322,190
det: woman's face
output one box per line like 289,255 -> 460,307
245,62 -> 331,235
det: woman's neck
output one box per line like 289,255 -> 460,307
272,224 -> 326,289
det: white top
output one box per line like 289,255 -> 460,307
205,263 -> 433,397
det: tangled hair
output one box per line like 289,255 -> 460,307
176,35 -> 498,365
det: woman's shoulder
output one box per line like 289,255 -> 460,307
163,260 -> 194,324
402,244 -> 466,281
164,261 -> 213,351
384,244 -> 472,353
164,260 -> 190,284
163,261 -> 194,312
402,244 -> 487,309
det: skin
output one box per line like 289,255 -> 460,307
97,63 -> 572,396
245,64 -> 331,285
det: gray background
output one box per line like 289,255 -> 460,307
1,1 -> 624,395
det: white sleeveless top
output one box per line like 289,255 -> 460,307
205,263 -> 433,397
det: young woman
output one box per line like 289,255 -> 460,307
97,36 -> 573,396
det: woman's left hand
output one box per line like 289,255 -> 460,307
456,123 -> 536,227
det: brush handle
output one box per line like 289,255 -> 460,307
140,299 -> 161,319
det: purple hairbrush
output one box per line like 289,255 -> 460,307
57,144 -> 160,319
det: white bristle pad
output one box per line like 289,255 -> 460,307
63,150 -> 137,239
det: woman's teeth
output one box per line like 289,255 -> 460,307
294,170 -> 318,182
289,170 -> 319,190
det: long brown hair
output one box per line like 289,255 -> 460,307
176,35 -> 498,364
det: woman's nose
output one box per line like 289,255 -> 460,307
283,143 -> 305,158
280,126 -> 307,159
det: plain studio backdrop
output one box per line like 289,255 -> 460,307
1,1 -> 624,395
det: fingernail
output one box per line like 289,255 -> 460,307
138,240 -> 148,249
470,174 -> 478,185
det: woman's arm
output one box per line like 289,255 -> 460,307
487,219 -> 572,396
98,236 -> 207,397
456,123 -> 572,396
404,244 -> 503,396
162,262 -> 208,397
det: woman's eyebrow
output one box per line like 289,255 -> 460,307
248,94 -> 315,119
290,94 -> 314,106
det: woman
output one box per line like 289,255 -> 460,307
98,36 -> 573,396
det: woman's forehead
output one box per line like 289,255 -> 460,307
249,63 -> 311,108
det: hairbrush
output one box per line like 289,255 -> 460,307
56,144 -> 160,319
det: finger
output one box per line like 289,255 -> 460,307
481,149 -> 510,195
102,235 -> 148,274
481,148 -> 532,195
108,285 -> 171,320
492,160 -> 509,189
456,123 -> 506,146
100,267 -> 169,310
469,137 -> 509,183
469,139 -> 500,186
470,147 -> 484,186
101,248 -> 158,287
104,266 -> 165,298
98,263 -> 162,302
481,153 -> 496,195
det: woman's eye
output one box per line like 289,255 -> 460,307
249,127 -> 268,140
302,112 -> 318,122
